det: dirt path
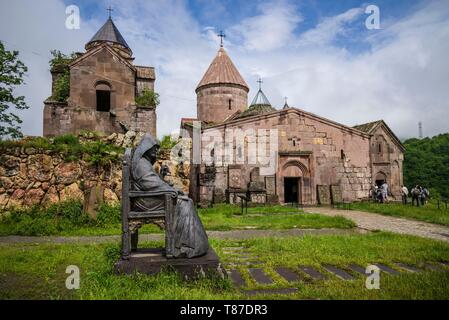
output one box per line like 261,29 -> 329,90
0,228 -> 360,245
304,207 -> 449,243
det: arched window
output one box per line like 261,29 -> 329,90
95,81 -> 111,112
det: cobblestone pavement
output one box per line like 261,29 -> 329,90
304,207 -> 449,243
0,228 -> 361,244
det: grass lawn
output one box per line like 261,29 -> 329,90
1,232 -> 449,299
0,202 -> 355,236
349,201 -> 449,226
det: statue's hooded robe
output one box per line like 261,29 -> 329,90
131,134 -> 209,258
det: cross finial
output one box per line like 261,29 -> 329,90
257,77 -> 263,90
218,30 -> 226,47
284,96 -> 289,108
107,6 -> 113,18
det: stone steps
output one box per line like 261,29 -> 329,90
225,261 -> 449,296
222,245 -> 449,296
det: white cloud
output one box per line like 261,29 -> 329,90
297,7 -> 363,47
0,0 -> 96,136
229,0 -> 302,51
233,0 -> 449,139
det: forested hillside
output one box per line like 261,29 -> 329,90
403,133 -> 449,198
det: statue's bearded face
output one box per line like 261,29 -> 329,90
144,146 -> 159,164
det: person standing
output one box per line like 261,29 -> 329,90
423,187 -> 430,205
411,186 -> 418,206
371,185 -> 378,201
381,182 -> 389,203
401,185 -> 409,205
419,186 -> 427,206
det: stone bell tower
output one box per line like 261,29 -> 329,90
195,39 -> 249,123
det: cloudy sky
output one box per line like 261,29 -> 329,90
0,0 -> 448,140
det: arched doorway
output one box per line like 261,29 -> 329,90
374,171 -> 387,187
281,161 -> 309,204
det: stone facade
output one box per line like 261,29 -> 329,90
369,124 -> 404,198
182,45 -> 404,206
197,84 -> 248,123
43,18 -> 157,137
188,108 -> 388,206
188,110 -> 405,206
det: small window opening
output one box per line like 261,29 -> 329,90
228,99 -> 232,110
95,82 -> 112,112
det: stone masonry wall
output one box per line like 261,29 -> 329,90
0,133 -> 188,211
196,108 -> 373,205
197,84 -> 248,123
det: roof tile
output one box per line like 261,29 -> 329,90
196,48 -> 248,91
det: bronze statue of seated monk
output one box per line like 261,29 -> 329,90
131,134 -> 209,258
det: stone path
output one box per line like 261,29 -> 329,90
222,243 -> 449,296
0,228 -> 360,245
304,207 -> 449,243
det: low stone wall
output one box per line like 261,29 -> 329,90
0,133 -> 189,211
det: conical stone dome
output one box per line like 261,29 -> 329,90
85,18 -> 132,54
196,47 -> 249,123
196,47 -> 249,92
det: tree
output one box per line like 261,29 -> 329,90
0,41 -> 29,139
403,133 -> 449,198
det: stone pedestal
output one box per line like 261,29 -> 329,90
114,247 -> 225,279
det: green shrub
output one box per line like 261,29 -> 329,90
96,202 -> 121,226
158,134 -> 177,150
0,139 -> 23,149
49,50 -> 77,68
23,137 -> 52,149
135,89 -> 160,107
52,69 -> 70,102
0,200 -> 122,236
83,141 -> 122,166
53,134 -> 79,146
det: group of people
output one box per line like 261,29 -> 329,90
372,183 -> 430,206
402,185 -> 430,206
372,182 -> 389,203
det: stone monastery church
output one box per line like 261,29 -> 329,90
43,16 -> 405,206
43,16 -> 156,137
